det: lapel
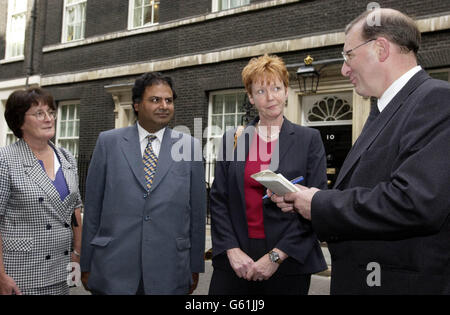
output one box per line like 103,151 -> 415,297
235,121 -> 255,210
148,128 -> 175,193
269,118 -> 295,172
334,70 -> 430,188
120,124 -> 147,191
53,144 -> 76,195
18,139 -> 67,222
234,116 -> 294,207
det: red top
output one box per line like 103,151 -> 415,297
244,132 -> 277,239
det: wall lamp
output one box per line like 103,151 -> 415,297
288,55 -> 344,94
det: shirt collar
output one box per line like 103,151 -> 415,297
378,65 -> 422,112
136,122 -> 165,144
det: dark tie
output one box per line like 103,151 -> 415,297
361,104 -> 380,133
143,135 -> 158,190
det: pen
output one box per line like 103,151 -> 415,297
262,176 -> 304,200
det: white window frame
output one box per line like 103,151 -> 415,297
1,100 -> 17,147
5,0 -> 28,60
428,68 -> 450,82
205,89 -> 246,184
61,0 -> 87,43
56,101 -> 80,158
5,129 -> 17,146
301,92 -> 353,127
128,0 -> 160,30
212,0 -> 250,12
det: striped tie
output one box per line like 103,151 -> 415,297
143,135 -> 158,190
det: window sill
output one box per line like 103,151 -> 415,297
0,56 -> 25,64
43,0 -> 300,53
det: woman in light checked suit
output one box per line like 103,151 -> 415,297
0,88 -> 82,295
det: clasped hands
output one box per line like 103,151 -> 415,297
226,248 -> 285,281
268,184 -> 320,220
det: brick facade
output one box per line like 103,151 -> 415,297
1,0 -> 449,161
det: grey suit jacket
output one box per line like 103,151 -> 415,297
0,139 -> 82,290
312,70 -> 450,294
80,125 -> 206,295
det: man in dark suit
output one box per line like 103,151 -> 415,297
272,8 -> 450,294
80,72 -> 206,294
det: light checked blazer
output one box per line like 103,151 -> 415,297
0,139 -> 82,290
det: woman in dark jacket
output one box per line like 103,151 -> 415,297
208,54 -> 328,295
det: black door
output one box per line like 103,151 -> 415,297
312,125 -> 352,188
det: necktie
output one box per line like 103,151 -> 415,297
143,135 -> 158,190
366,104 -> 380,125
361,104 -> 380,134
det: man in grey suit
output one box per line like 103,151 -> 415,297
80,72 -> 206,295
272,8 -> 450,294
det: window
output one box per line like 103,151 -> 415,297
206,90 -> 246,183
129,0 -> 160,29
1,100 -> 18,146
5,0 -> 27,59
213,0 -> 250,12
5,129 -> 17,146
429,71 -> 449,82
303,94 -> 353,126
56,101 -> 80,158
62,0 -> 87,42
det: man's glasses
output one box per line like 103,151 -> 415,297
26,110 -> 57,121
341,39 -> 375,64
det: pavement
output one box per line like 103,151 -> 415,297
70,225 -> 331,295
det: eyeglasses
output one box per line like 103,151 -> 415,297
26,110 -> 57,121
341,39 -> 375,64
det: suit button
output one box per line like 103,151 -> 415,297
46,224 -> 52,230
64,251 -> 69,255
144,216 -> 151,221
45,255 -> 51,260
143,193 -> 148,198
64,223 -> 70,228
38,197 -> 44,203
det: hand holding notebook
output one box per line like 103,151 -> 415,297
250,170 -> 304,199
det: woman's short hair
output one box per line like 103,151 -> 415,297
4,87 -> 56,138
132,72 -> 177,115
242,54 -> 289,95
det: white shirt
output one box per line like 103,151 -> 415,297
53,151 -> 61,176
137,122 -> 166,158
377,65 -> 422,112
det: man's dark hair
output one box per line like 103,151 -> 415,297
346,9 -> 421,56
5,87 -> 56,138
132,72 -> 177,115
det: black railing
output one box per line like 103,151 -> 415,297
77,154 -> 91,203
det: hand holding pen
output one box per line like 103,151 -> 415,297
262,176 -> 304,200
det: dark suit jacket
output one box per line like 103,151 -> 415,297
210,117 -> 327,275
312,70 -> 450,294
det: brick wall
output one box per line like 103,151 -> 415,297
1,0 -> 449,159
40,0 -> 450,76
85,0 -> 129,38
